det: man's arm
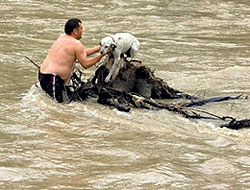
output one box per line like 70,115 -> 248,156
85,45 -> 101,56
75,42 -> 105,69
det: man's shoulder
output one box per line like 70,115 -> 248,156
56,34 -> 84,53
59,34 -> 80,43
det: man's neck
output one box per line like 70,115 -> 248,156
66,34 -> 77,39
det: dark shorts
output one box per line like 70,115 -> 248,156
38,71 -> 71,103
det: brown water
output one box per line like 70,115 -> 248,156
1,0 -> 250,189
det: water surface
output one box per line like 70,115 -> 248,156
1,0 -> 250,189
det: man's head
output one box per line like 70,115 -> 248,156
64,18 -> 83,40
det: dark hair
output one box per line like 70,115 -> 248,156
64,18 -> 82,35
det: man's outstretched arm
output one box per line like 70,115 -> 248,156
76,43 -> 105,69
85,45 -> 101,56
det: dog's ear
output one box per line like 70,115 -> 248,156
111,43 -> 117,50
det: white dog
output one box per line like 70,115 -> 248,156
100,33 -> 140,83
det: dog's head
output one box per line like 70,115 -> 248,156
99,36 -> 117,54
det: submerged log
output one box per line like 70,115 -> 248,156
91,57 -> 197,100
220,119 -> 250,130
70,56 -> 248,130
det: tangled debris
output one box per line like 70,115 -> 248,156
66,56 -> 250,130
25,55 -> 249,130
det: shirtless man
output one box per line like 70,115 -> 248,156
39,18 -> 107,103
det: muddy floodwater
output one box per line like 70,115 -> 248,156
1,0 -> 250,189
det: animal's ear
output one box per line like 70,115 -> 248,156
111,43 -> 117,50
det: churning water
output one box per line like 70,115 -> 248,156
1,0 -> 250,189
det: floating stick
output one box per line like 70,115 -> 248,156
25,56 -> 40,69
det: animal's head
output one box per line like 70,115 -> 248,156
99,36 -> 117,54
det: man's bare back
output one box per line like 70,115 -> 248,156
40,34 -> 79,84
